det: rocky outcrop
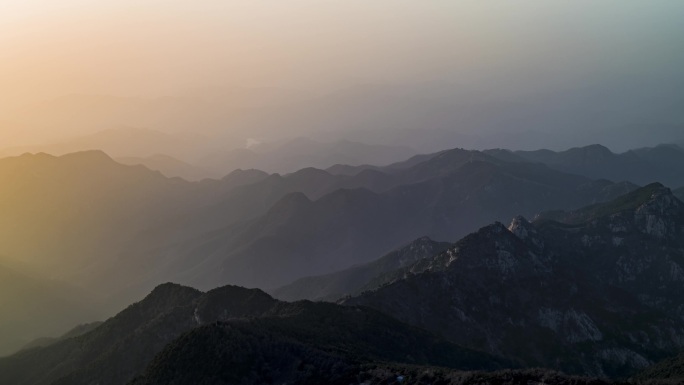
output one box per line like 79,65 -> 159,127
345,184 -> 684,378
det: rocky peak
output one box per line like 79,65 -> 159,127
263,191 -> 313,223
508,215 -> 535,240
633,183 -> 684,239
634,183 -> 683,215
508,215 -> 544,250
535,183 -> 683,228
426,222 -> 537,278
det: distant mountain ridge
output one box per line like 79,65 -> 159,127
271,237 -> 452,301
167,150 -> 636,290
0,144 -> 639,353
0,147 -> 637,293
345,183 -> 684,377
116,154 -> 204,181
2,130 -> 417,179
2,144 -> 683,382
485,143 -> 684,188
0,127 -> 209,160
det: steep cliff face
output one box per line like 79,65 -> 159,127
535,183 -> 684,301
345,184 -> 684,378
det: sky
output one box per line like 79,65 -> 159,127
1,1 -> 683,148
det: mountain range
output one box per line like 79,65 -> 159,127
485,143 -> 684,188
344,183 -> 684,377
1,128 -> 418,179
0,281 -> 638,385
149,147 -> 636,291
1,147 -> 683,382
0,283 -> 508,385
271,237 -> 453,302
0,144 -> 640,354
5,183 -> 683,383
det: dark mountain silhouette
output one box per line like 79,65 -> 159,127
0,146 -> 637,352
1,127 -> 416,179
345,184 -> 684,378
220,168 -> 270,188
116,154 -> 206,181
0,283 -> 506,385
0,127 -> 210,160
272,237 -> 452,301
0,149 -> 404,296
485,143 -> 684,188
324,163 -> 382,176
130,327 -> 614,385
0,150 -> 273,349
633,352 -> 684,383
175,152 -> 635,290
71,147 -> 638,298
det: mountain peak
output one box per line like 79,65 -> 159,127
274,191 -> 312,207
582,143 -> 612,152
288,167 -> 331,179
508,215 -> 545,250
60,149 -> 114,163
535,182 -> 684,240
193,285 -> 278,324
508,215 -> 534,239
222,168 -> 269,180
147,282 -> 202,298
483,221 -> 509,235
413,235 -> 435,243
632,183 -> 684,237
537,183 -> 679,225
566,144 -> 613,156
141,283 -> 203,311
221,168 -> 270,187
595,182 -> 679,218
264,191 -> 313,222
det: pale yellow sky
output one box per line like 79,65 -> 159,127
0,2 -> 484,99
1,1 -> 683,145
3,1 -> 674,99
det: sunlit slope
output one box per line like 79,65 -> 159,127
0,151 -> 203,276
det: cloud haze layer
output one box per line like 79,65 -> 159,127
1,1 -> 683,149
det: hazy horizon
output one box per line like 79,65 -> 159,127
1,1 -> 683,152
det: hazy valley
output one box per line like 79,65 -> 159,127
1,139 -> 684,385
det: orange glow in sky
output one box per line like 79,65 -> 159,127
1,1 -> 683,144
